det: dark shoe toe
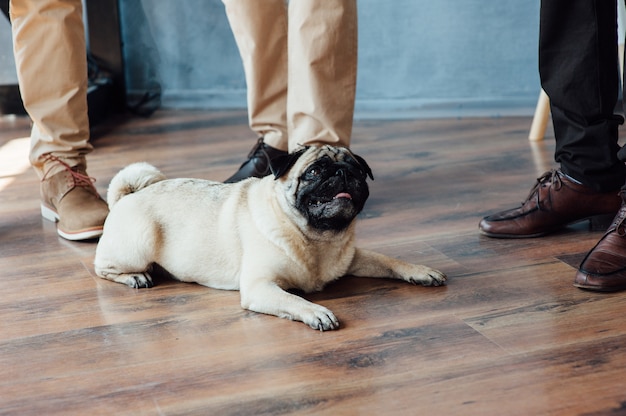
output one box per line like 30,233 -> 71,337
575,201 -> 626,292
225,138 -> 288,183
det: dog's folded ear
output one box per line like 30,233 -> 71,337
270,147 -> 309,179
350,152 -> 374,181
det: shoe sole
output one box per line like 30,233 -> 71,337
41,204 -> 103,241
479,213 -> 616,239
573,282 -> 626,292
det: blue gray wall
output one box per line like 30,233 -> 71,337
118,0 -> 541,118
0,13 -> 17,84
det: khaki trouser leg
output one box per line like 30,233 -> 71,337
10,0 -> 92,179
222,0 -> 357,152
222,0 -> 289,151
288,0 -> 357,149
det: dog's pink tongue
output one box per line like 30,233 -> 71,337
334,192 -> 352,200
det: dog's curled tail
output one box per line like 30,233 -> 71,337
107,162 -> 166,209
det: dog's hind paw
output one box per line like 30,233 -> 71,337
120,273 -> 153,289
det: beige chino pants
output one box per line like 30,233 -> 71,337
222,0 -> 357,152
10,0 -> 92,178
10,0 -> 357,178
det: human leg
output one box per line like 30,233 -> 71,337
542,0 -> 625,191
221,0 -> 289,150
10,0 -> 108,240
222,0 -> 358,182
574,0 -> 626,290
479,0 -> 623,238
221,0 -> 289,182
287,0 -> 357,149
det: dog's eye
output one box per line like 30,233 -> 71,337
306,167 -> 320,178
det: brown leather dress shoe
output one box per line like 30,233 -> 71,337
575,196 -> 626,292
479,170 -> 621,238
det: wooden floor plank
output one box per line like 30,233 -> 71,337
1,110 -> 626,415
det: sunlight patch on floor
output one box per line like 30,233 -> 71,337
0,137 -> 31,192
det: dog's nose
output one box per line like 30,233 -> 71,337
336,168 -> 350,187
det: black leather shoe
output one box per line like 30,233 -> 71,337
224,138 -> 288,183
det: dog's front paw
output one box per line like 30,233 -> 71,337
407,266 -> 447,287
299,304 -> 340,331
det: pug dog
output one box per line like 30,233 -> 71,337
94,145 -> 446,330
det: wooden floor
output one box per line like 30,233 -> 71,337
1,110 -> 626,415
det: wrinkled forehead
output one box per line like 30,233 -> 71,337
298,145 -> 352,164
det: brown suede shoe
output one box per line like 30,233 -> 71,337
40,156 -> 109,241
575,195 -> 626,292
479,170 -> 621,238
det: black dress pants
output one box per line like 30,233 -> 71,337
540,0 -> 626,192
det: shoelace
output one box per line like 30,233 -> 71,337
41,154 -> 98,191
246,137 -> 287,168
247,137 -> 267,159
613,193 -> 626,236
522,169 -> 562,210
